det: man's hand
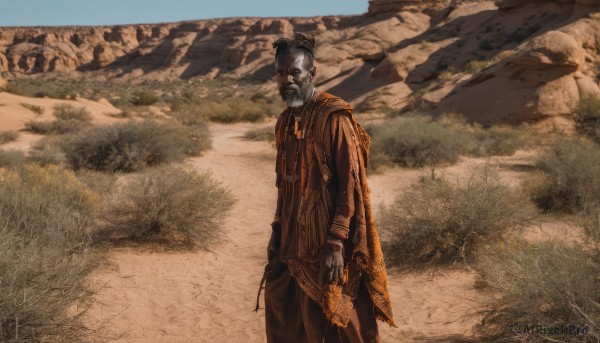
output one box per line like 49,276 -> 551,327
267,222 -> 281,263
318,237 -> 345,287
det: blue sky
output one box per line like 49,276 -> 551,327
0,0 -> 368,27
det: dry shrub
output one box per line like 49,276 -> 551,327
525,138 -> 600,213
183,124 -> 212,156
573,93 -> 600,144
24,104 -> 92,135
130,90 -> 159,106
367,115 -> 526,170
475,240 -> 599,341
0,130 -> 19,145
467,125 -> 525,157
53,104 -> 92,122
28,136 -> 68,166
368,115 -> 467,168
0,164 -> 101,341
580,206 -> 600,261
0,149 -> 26,168
62,120 -> 210,172
379,166 -> 537,267
96,166 -> 235,247
20,103 -> 44,115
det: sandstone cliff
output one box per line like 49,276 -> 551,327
1,0 -> 600,128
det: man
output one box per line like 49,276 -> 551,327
264,33 -> 395,343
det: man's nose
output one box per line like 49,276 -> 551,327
285,74 -> 294,83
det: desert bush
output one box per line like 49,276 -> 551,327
367,115 -> 527,170
130,90 -> 159,106
525,138 -> 600,213
20,103 -> 44,115
573,93 -> 600,144
53,104 -> 92,122
24,104 -> 92,135
62,120 -> 210,172
467,125 -> 525,157
0,149 -> 26,168
475,240 -> 599,341
28,136 -> 68,166
0,130 -> 19,145
244,126 -> 275,142
0,164 -> 101,341
378,166 -> 537,266
182,124 -> 212,156
96,166 -> 235,247
367,115 -> 467,169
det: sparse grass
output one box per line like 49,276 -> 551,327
462,50 -> 515,74
573,93 -> 600,144
62,120 -> 210,173
171,97 -> 279,124
24,104 -> 92,135
437,67 -> 459,81
96,166 -> 235,247
243,126 -> 275,142
0,164 -> 102,342
366,114 -> 526,170
20,103 -> 44,115
475,240 -> 599,341
464,59 -> 492,74
524,138 -> 600,213
378,166 -> 537,267
0,130 -> 19,145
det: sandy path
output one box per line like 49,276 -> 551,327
88,121 -> 529,342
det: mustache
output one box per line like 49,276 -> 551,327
280,85 -> 300,92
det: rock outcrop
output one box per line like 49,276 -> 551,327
435,9 -> 600,129
1,0 -> 600,128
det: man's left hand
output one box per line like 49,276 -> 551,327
318,237 -> 344,287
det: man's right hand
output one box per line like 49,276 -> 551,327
267,222 -> 281,262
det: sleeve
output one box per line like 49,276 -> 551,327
328,111 -> 356,240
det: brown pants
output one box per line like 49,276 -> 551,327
265,263 -> 380,343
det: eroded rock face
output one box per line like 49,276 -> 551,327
0,75 -> 6,89
1,0 -> 600,128
435,19 -> 600,127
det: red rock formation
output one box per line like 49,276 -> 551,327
1,0 -> 599,127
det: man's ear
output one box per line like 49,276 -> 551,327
310,66 -> 316,80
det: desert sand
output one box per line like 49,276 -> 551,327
83,119 -> 541,343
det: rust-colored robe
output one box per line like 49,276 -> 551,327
273,90 -> 395,328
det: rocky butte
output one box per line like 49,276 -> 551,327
1,0 -> 600,129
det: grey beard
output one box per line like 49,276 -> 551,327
287,99 -> 306,108
281,91 -> 306,108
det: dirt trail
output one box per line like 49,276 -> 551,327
88,121 -> 502,342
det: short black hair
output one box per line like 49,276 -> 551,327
273,33 -> 315,69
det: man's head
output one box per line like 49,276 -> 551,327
273,33 -> 316,108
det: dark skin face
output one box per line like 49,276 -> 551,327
275,50 -> 316,110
